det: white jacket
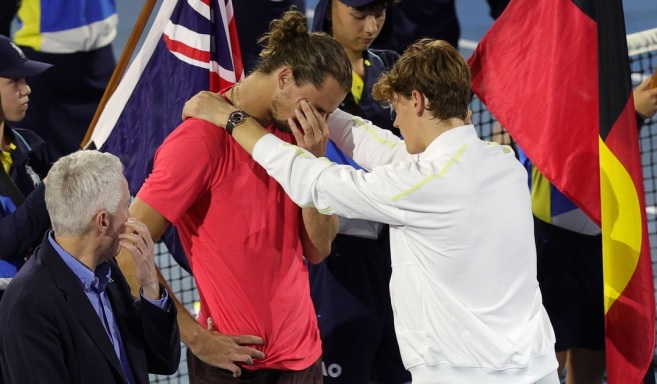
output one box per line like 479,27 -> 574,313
252,110 -> 557,383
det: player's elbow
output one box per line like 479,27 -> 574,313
305,250 -> 330,265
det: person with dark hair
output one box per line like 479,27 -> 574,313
309,0 -> 409,383
183,38 -> 559,384
117,9 -> 351,383
0,0 -> 117,159
0,150 -> 180,384
0,35 -> 53,299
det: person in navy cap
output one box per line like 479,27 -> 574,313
309,1 -> 411,383
0,34 -> 54,300
0,0 -> 118,160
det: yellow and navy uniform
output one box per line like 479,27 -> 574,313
14,0 -> 117,54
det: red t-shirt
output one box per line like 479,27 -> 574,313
137,118 -> 321,370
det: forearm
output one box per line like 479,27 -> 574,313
327,110 -> 408,169
117,229 -> 205,355
182,91 -> 269,155
234,123 -> 339,260
301,208 -> 338,264
230,119 -> 270,155
134,259 -> 211,354
120,198 -> 207,350
118,198 -> 170,296
153,267 -> 202,349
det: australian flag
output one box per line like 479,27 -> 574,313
87,0 -> 243,272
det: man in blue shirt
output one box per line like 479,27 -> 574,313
0,150 -> 181,384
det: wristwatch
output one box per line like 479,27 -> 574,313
226,110 -> 250,136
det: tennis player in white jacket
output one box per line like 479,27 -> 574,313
183,38 -> 558,384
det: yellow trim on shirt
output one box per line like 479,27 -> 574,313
391,144 -> 467,202
352,72 -> 365,105
1,143 -> 17,175
351,59 -> 370,104
15,0 -> 43,50
354,118 -> 402,149
531,167 -> 552,223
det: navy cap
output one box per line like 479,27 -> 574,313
0,35 -> 52,78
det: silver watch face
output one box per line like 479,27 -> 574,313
226,110 -> 250,135
229,111 -> 248,125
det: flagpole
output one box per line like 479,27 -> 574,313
81,0 -> 158,149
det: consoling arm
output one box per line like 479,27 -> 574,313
182,92 -> 406,227
183,91 -> 276,154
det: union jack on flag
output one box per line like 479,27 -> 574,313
87,0 -> 243,270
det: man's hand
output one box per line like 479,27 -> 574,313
289,100 -> 330,157
182,91 -> 236,126
118,199 -> 265,376
634,76 -> 657,119
119,218 -> 159,300
189,317 -> 266,378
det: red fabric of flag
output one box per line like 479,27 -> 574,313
89,0 -> 244,271
469,0 -> 655,382
469,0 -> 599,223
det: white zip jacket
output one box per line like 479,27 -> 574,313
252,109 -> 557,383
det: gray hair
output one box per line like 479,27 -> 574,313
45,150 -> 125,236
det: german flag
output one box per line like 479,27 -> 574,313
469,0 -> 655,382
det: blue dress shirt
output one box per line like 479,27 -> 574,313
48,232 -> 168,384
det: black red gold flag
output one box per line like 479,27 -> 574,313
469,0 -> 655,382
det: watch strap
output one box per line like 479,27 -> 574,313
226,110 -> 249,136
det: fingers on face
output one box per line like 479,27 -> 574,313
119,239 -> 142,257
294,100 -> 325,137
119,231 -> 153,259
124,220 -> 153,246
288,117 -> 304,139
124,219 -> 146,235
294,109 -> 310,135
300,101 -> 319,126
119,232 -> 145,250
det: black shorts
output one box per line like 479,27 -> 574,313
534,217 -> 605,352
308,227 -> 411,384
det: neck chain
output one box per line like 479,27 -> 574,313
230,81 -> 242,110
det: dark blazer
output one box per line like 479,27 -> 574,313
0,234 -> 181,384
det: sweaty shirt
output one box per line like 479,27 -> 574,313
138,118 -> 321,370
